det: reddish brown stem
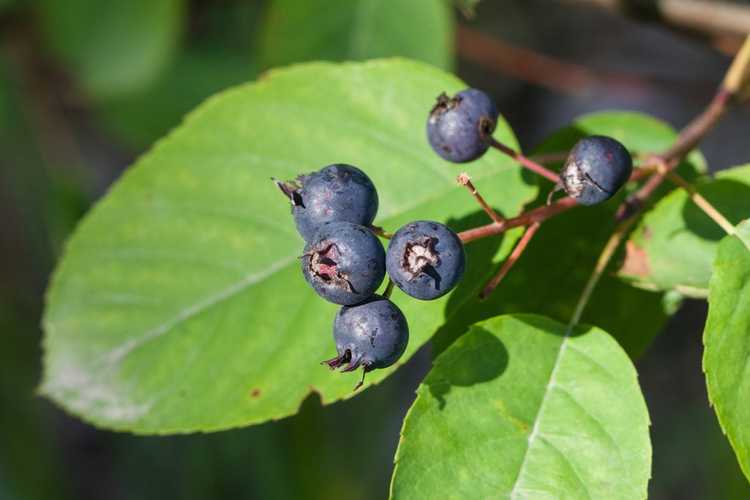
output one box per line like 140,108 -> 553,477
480,222 -> 542,299
457,173 -> 505,224
489,138 -> 561,184
458,197 -> 577,244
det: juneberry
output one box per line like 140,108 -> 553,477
324,295 -> 409,387
301,221 -> 385,305
560,136 -> 633,206
427,88 -> 499,163
386,220 -> 465,300
276,164 -> 378,241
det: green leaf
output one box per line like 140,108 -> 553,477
434,111 -> 705,360
391,314 -> 651,499
257,0 -> 454,70
620,165 -> 750,297
37,0 -> 185,98
703,219 -> 750,482
41,59 -> 537,433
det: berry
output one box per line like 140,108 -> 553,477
324,295 -> 409,387
386,221 -> 465,300
275,164 -> 378,241
560,136 -> 633,206
301,221 -> 385,305
427,88 -> 499,163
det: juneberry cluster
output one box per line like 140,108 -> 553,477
276,164 -> 466,388
427,88 -> 633,204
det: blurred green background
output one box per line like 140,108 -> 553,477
2,1 -> 750,499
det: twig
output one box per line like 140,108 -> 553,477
665,171 -> 735,235
566,0 -> 750,38
458,197 -> 577,244
489,137 -> 561,184
568,216 -> 639,329
479,222 -> 541,299
457,173 -> 504,224
456,25 -> 651,99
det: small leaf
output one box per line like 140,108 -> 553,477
391,314 -> 651,499
257,0 -> 454,70
619,165 -> 750,297
703,219 -> 750,482
37,0 -> 185,98
41,59 -> 537,433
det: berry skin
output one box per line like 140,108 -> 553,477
301,221 -> 385,305
276,164 -> 378,242
560,136 -> 633,206
427,88 -> 499,163
386,221 -> 465,300
324,295 -> 409,379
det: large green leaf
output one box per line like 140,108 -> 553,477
703,220 -> 750,482
37,0 -> 185,98
620,165 -> 750,297
434,111 -> 706,360
257,0 -> 454,70
41,59 -> 537,433
391,314 -> 651,499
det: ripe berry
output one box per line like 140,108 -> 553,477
301,221 -> 385,305
275,164 -> 378,241
427,88 -> 499,163
386,221 -> 465,300
324,295 -> 409,387
560,136 -> 633,206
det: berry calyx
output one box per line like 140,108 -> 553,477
427,88 -> 499,163
560,136 -> 633,206
275,163 -> 378,241
386,221 -> 465,300
324,295 -> 409,389
301,221 -> 385,305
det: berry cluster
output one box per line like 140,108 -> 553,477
276,164 -> 466,388
275,89 -> 634,390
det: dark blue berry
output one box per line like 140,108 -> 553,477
386,221 -> 465,300
427,88 -> 499,163
276,164 -> 378,241
560,136 -> 633,206
324,295 -> 409,387
301,221 -> 385,305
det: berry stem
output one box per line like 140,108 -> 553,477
479,221 -> 541,299
458,197 -> 577,244
488,137 -> 561,184
664,171 -> 736,235
369,225 -> 394,239
383,279 -> 395,299
457,172 -> 505,224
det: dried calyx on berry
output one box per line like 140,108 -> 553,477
559,135 -> 633,206
324,295 -> 409,390
274,163 -> 378,241
427,88 -> 499,163
301,221 -> 385,305
386,220 -> 465,300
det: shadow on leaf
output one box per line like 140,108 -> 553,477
427,326 -> 508,410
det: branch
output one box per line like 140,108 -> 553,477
457,173 -> 505,224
